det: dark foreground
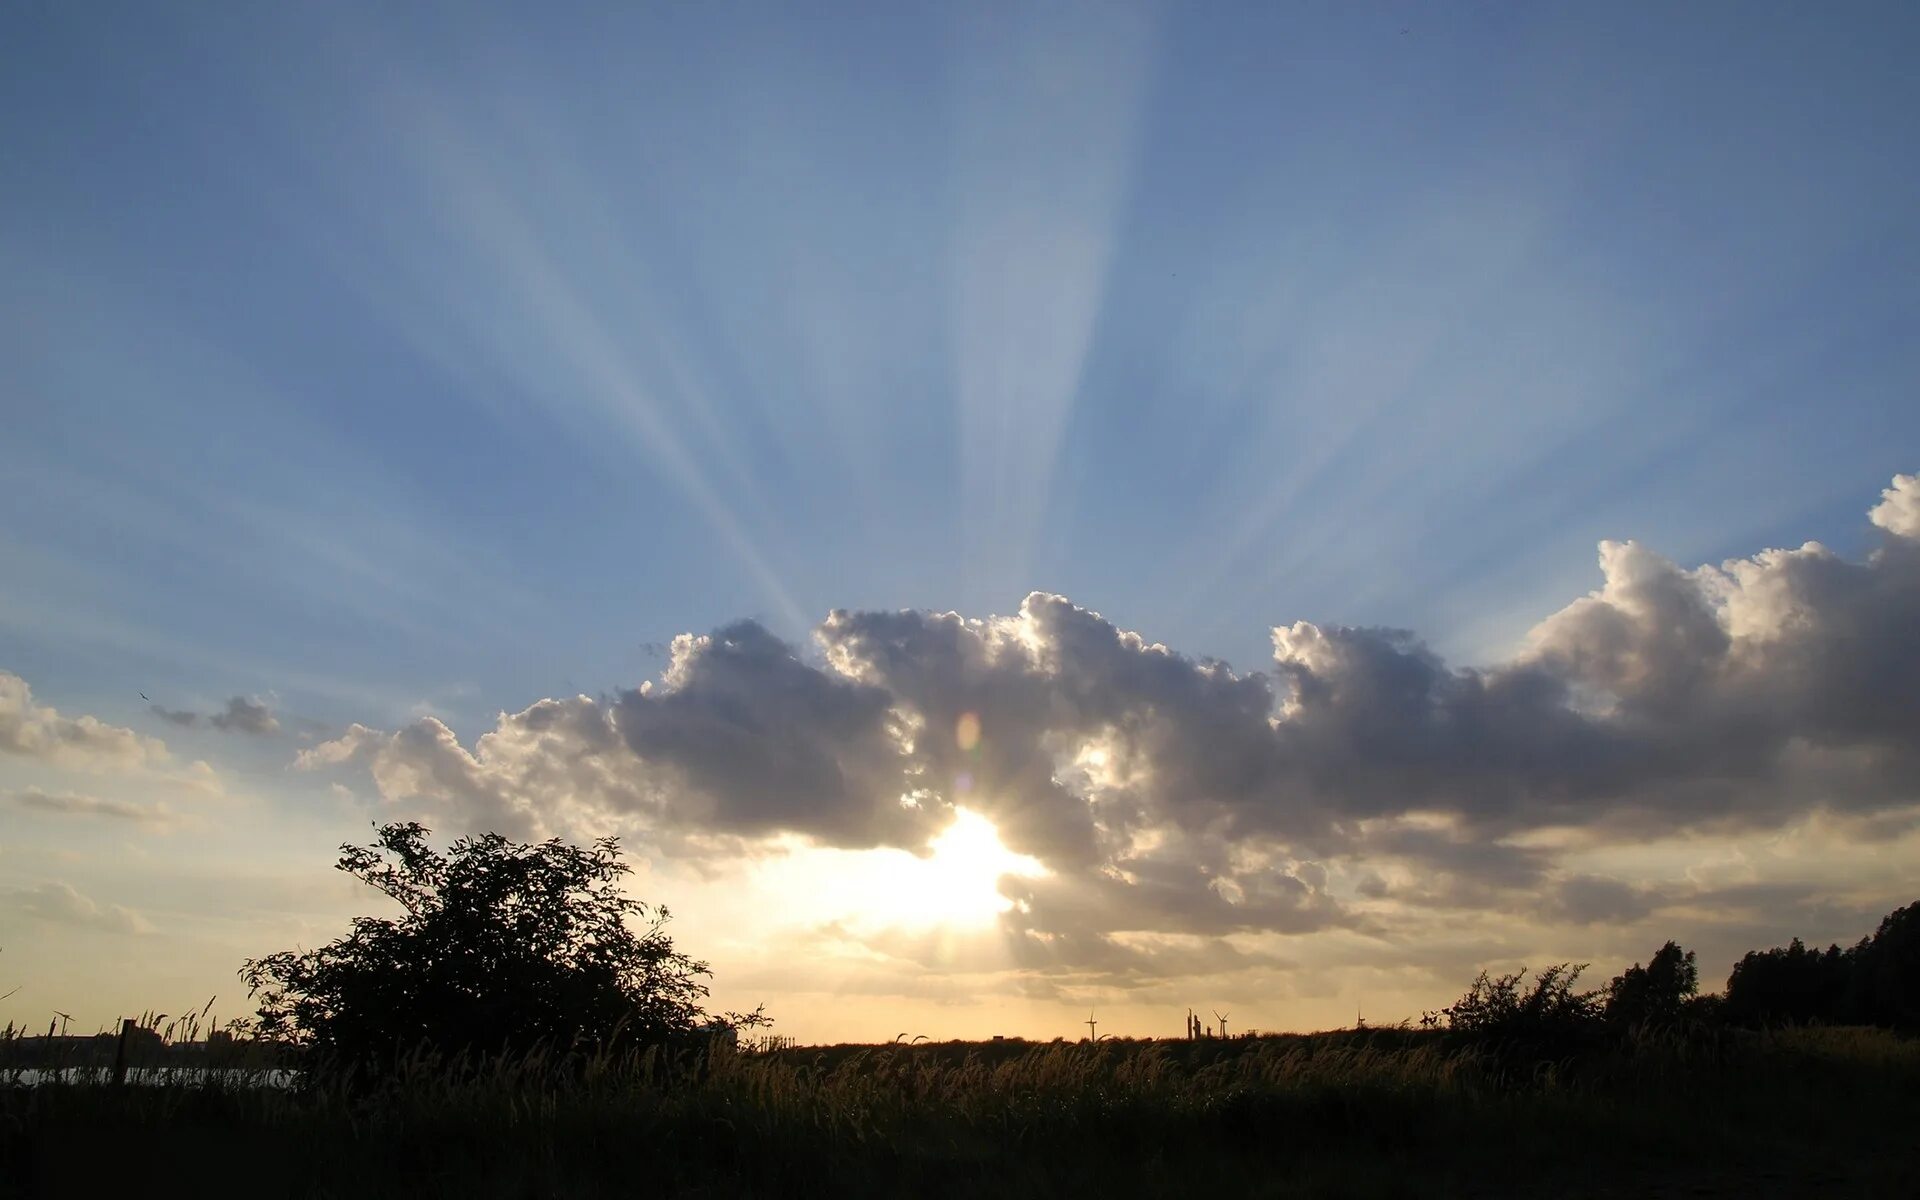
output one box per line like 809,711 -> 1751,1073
5,1026 -> 1916,1199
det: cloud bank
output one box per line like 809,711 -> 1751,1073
297,473 -> 1920,974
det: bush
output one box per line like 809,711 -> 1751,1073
241,822 -> 761,1075
1442,962 -> 1603,1049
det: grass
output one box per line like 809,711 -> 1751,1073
4,1025 -> 1917,1198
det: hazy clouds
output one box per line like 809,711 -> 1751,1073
3,880 -> 153,935
1,786 -> 175,826
0,671 -> 169,773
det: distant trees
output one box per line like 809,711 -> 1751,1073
1853,902 -> 1920,1028
1724,937 -> 1858,1025
242,822 -> 763,1073
1724,902 -> 1920,1029
1439,901 -> 1919,1050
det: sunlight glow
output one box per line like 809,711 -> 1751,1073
874,808 -> 1046,929
754,808 -> 1045,934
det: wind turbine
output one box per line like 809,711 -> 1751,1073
1213,1010 -> 1229,1039
1085,1009 -> 1099,1041
52,1010 -> 72,1036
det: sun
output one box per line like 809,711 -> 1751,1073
748,808 -> 1045,933
897,808 -> 1046,927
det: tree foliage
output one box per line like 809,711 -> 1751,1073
1604,940 -> 1698,1026
1852,901 -> 1920,1029
242,823 -> 760,1070
1722,902 -> 1920,1029
1442,962 -> 1602,1046
1724,936 -> 1861,1025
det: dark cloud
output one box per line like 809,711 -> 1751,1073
610,620 -> 938,850
148,695 -> 282,735
1551,875 -> 1659,926
210,695 -> 280,734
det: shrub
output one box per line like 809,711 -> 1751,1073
1442,963 -> 1603,1049
241,823 -> 761,1075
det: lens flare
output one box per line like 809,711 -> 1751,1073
956,710 -> 982,751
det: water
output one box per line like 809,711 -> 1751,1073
5,1066 -> 299,1088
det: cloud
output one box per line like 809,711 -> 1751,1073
4,880 -> 153,934
1868,472 -> 1920,539
148,694 -> 281,735
611,621 -> 937,850
292,472 -> 1920,976
210,695 -> 279,734
1,786 -> 175,826
0,671 -> 169,772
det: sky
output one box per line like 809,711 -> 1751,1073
3,2 -> 1918,1043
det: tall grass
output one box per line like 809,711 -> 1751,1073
5,1025 -> 1916,1198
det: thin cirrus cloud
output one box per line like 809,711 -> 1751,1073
1,786 -> 176,827
295,473 -> 1920,974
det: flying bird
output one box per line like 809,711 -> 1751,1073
139,692 -> 149,702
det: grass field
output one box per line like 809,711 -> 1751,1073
5,1025 -> 1917,1198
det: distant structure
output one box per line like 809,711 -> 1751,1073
1085,1009 -> 1099,1041
1213,1010 -> 1229,1039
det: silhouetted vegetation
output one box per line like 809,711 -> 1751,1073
1439,961 -> 1603,1056
1604,939 -> 1698,1026
6,1025 -> 1917,1198
1724,902 -> 1920,1029
239,823 -> 762,1078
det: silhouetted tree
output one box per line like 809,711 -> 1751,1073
1604,941 -> 1698,1026
1849,902 -> 1920,1029
1724,937 -> 1855,1025
242,823 -> 762,1072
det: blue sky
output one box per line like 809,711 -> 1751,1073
5,1 -> 1920,1040
6,2 -> 1917,743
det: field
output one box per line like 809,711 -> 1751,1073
4,1025 -> 1917,1198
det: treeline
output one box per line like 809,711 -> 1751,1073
1723,900 -> 1919,1027
1438,900 -> 1920,1044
